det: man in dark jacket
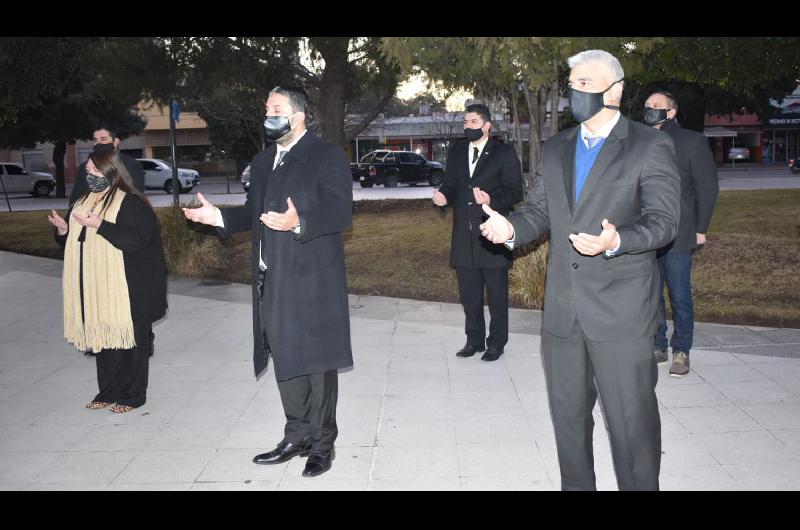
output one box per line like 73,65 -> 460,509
69,126 -> 145,207
643,92 -> 719,377
183,86 -> 352,478
433,103 -> 523,361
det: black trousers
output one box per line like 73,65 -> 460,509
278,370 -> 339,452
455,266 -> 509,350
258,270 -> 338,452
541,320 -> 661,491
94,322 -> 152,408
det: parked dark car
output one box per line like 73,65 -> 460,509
790,158 -> 800,174
352,150 -> 443,188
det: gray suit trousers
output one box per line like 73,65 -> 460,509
541,320 -> 661,491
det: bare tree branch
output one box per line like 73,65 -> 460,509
344,86 -> 396,144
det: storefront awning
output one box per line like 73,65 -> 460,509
703,126 -> 738,138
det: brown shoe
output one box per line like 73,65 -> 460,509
669,351 -> 690,378
655,350 -> 669,365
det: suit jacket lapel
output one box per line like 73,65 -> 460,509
455,142 -> 470,184
259,144 -> 278,211
574,116 -> 628,213
561,128 -> 579,213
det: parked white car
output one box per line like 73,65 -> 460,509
137,158 -> 200,194
0,163 -> 55,197
728,146 -> 750,161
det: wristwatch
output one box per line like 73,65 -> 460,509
291,223 -> 302,235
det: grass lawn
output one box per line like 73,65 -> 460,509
1,189 -> 798,328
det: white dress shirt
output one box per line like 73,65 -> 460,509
215,130 -> 307,270
468,136 -> 489,178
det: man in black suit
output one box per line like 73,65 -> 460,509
643,92 -> 719,377
69,126 -> 145,207
480,50 -> 680,490
433,103 -> 523,361
183,86 -> 353,478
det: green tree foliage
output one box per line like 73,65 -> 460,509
382,37 -> 659,186
144,37 -> 401,152
0,37 -> 145,197
627,37 -> 800,132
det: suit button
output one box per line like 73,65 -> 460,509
572,263 -> 579,269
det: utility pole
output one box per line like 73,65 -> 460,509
169,99 -> 180,206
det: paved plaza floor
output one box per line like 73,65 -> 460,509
2,250 -> 800,491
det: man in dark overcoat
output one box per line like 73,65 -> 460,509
183,86 -> 353,478
433,103 -> 523,361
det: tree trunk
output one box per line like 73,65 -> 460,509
550,61 -> 560,136
314,38 -> 349,147
510,83 -> 524,169
522,82 -> 542,191
53,141 -> 66,198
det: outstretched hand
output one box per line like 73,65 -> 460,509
261,197 -> 299,231
72,210 -> 102,229
479,204 -> 514,244
48,209 -> 68,235
568,219 -> 620,256
182,193 -> 219,225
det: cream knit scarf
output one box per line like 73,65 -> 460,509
63,190 -> 135,353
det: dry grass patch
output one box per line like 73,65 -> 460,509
1,190 -> 798,327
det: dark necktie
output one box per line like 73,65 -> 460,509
275,150 -> 287,168
472,146 -> 479,164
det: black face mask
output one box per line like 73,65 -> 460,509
263,114 -> 294,141
643,107 -> 671,127
87,173 -> 110,193
464,127 -> 485,142
93,142 -> 116,154
568,78 -> 624,123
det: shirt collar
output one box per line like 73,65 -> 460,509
580,111 -> 621,145
469,136 -> 489,159
276,129 -> 307,154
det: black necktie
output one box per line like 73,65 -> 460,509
275,150 -> 286,168
472,146 -> 479,164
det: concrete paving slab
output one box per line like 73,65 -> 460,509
670,405 -> 764,434
34,451 -> 138,486
114,449 -> 216,484
713,380 -> 797,405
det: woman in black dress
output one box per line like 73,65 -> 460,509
48,149 -> 167,413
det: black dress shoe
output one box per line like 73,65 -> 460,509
481,347 -> 504,361
456,343 -> 486,357
253,439 -> 312,465
302,449 -> 335,477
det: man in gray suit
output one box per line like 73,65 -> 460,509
480,50 -> 680,490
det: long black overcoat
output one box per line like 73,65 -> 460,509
217,132 -> 353,380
